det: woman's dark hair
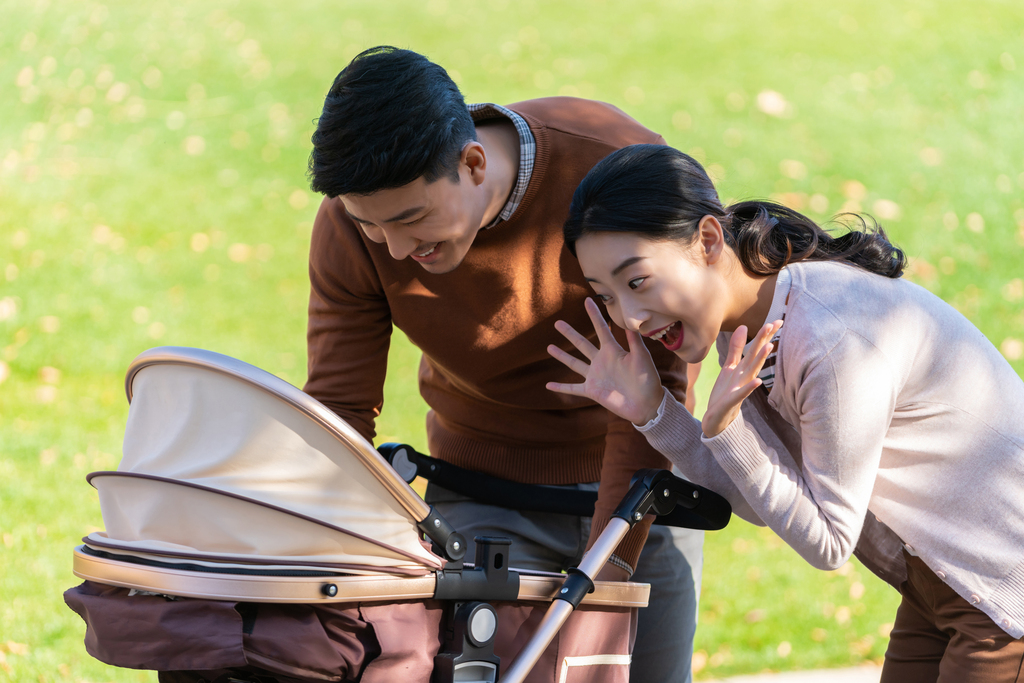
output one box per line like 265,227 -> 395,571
564,144 -> 906,279
308,46 -> 477,198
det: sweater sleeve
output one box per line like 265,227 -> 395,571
302,198 -> 392,444
701,329 -> 897,570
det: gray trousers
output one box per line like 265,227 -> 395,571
425,481 -> 703,683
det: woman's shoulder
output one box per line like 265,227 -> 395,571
787,260 -> 947,321
782,260 -> 975,366
789,259 -> 895,292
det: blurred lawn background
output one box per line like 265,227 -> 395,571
1,0 -> 1022,679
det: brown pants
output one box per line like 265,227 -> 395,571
881,551 -> 1024,683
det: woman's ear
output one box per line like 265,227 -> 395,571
697,215 -> 726,265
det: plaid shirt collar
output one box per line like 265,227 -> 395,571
467,103 -> 536,228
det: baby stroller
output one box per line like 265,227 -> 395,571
65,347 -> 730,683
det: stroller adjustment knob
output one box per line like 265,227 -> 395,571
321,583 -> 338,598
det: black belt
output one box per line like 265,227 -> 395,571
377,443 -> 730,531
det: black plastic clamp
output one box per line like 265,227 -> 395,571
554,567 -> 596,609
611,468 -> 730,531
416,506 -> 467,563
433,536 -> 520,602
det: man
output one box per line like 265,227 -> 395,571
303,46 -> 703,682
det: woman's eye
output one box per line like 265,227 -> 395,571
595,293 -> 611,303
628,277 -> 646,290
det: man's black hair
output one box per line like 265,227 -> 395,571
308,46 -> 477,198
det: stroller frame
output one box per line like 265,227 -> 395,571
69,347 -> 730,683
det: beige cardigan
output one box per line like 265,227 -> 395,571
640,261 -> 1024,637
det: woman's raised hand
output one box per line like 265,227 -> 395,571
546,298 -> 665,426
702,320 -> 783,437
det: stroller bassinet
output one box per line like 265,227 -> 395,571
65,347 -> 728,682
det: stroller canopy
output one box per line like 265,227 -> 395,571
85,347 -> 443,576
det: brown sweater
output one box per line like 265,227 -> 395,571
304,97 -> 688,567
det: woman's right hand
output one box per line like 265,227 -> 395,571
546,298 -> 665,426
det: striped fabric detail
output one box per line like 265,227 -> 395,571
758,321 -> 784,391
743,267 -> 791,394
467,103 -> 536,227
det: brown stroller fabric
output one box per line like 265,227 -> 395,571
65,582 -> 635,683
66,348 -> 643,683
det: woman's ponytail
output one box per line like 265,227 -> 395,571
565,144 -> 908,280
725,201 -> 907,278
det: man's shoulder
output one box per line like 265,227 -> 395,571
309,195 -> 377,273
311,196 -> 360,247
505,97 -> 663,146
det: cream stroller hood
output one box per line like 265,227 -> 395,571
84,347 -> 444,576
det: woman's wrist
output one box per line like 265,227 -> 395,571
632,387 -> 668,429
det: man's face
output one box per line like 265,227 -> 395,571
340,168 -> 487,275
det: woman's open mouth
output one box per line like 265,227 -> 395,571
648,322 -> 684,351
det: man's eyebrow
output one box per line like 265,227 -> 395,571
384,206 -> 427,223
611,256 -> 645,276
346,206 -> 427,225
345,210 -> 369,224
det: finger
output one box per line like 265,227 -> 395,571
737,323 -> 776,372
624,329 -> 654,359
730,377 -> 764,403
749,322 -> 776,357
753,321 -> 775,346
547,344 -> 592,377
759,320 -> 783,348
584,298 -> 620,348
763,319 -> 782,341
736,338 -> 773,379
724,325 -> 748,368
545,380 -> 589,397
716,376 -> 764,411
554,319 -> 600,360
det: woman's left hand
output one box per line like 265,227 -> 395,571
702,320 -> 783,437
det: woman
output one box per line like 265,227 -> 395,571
546,144 -> 1024,682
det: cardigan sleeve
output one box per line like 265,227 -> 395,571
701,329 -> 898,570
639,387 -> 766,527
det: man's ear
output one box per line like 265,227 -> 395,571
697,215 -> 726,265
462,141 -> 487,186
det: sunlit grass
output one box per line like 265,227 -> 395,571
1,0 -> 1021,680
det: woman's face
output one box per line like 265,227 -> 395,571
574,230 -> 728,363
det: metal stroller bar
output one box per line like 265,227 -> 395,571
502,469 -> 720,683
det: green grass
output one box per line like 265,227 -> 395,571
1,0 -> 1022,679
